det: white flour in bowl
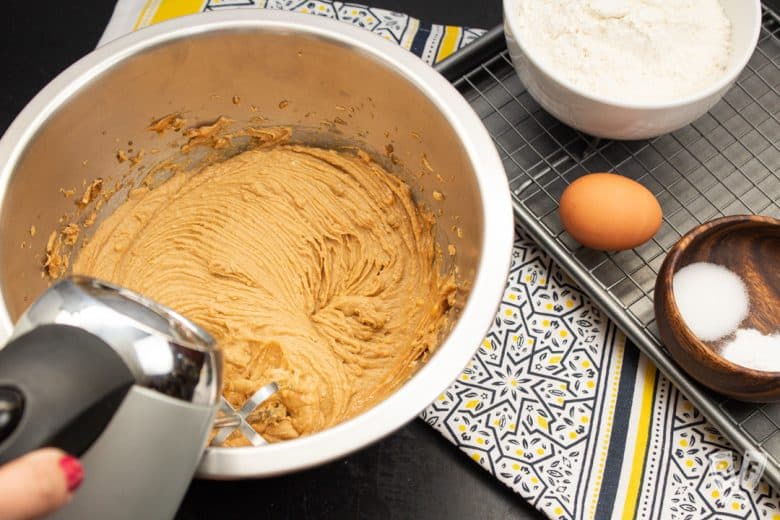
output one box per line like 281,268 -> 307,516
513,0 -> 732,103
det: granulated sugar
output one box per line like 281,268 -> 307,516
672,262 -> 749,341
721,328 -> 780,372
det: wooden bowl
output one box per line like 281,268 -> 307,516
655,215 -> 780,401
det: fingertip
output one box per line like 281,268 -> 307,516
27,447 -> 68,463
0,448 -> 82,520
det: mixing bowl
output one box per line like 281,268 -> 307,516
503,0 -> 762,140
0,11 -> 514,477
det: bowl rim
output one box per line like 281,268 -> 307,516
502,0 -> 763,110
0,10 -> 515,477
659,214 -> 780,383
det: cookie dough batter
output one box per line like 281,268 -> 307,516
74,144 -> 455,443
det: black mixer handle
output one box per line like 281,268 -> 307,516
0,324 -> 134,464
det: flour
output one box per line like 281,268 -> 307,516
513,0 -> 732,103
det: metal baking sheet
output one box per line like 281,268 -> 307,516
436,5 -> 780,488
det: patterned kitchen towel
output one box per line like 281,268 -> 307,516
100,1 -> 780,518
99,0 -> 485,63
422,231 -> 780,519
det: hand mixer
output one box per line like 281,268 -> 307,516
0,276 -> 279,519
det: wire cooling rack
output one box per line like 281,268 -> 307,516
437,6 -> 780,487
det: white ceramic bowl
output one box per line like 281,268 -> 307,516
503,0 -> 763,140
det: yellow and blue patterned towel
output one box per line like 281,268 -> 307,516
423,231 -> 780,519
99,0 -> 485,63
100,2 -> 780,518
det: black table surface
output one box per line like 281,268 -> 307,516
0,2 -> 542,519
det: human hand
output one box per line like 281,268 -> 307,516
0,449 -> 83,520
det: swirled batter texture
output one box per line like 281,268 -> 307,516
74,144 -> 455,443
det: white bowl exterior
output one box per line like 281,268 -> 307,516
502,0 -> 763,140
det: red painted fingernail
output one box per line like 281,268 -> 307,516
59,455 -> 84,493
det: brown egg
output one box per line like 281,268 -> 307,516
559,173 -> 662,251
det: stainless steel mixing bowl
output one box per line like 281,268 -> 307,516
0,11 -> 513,478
